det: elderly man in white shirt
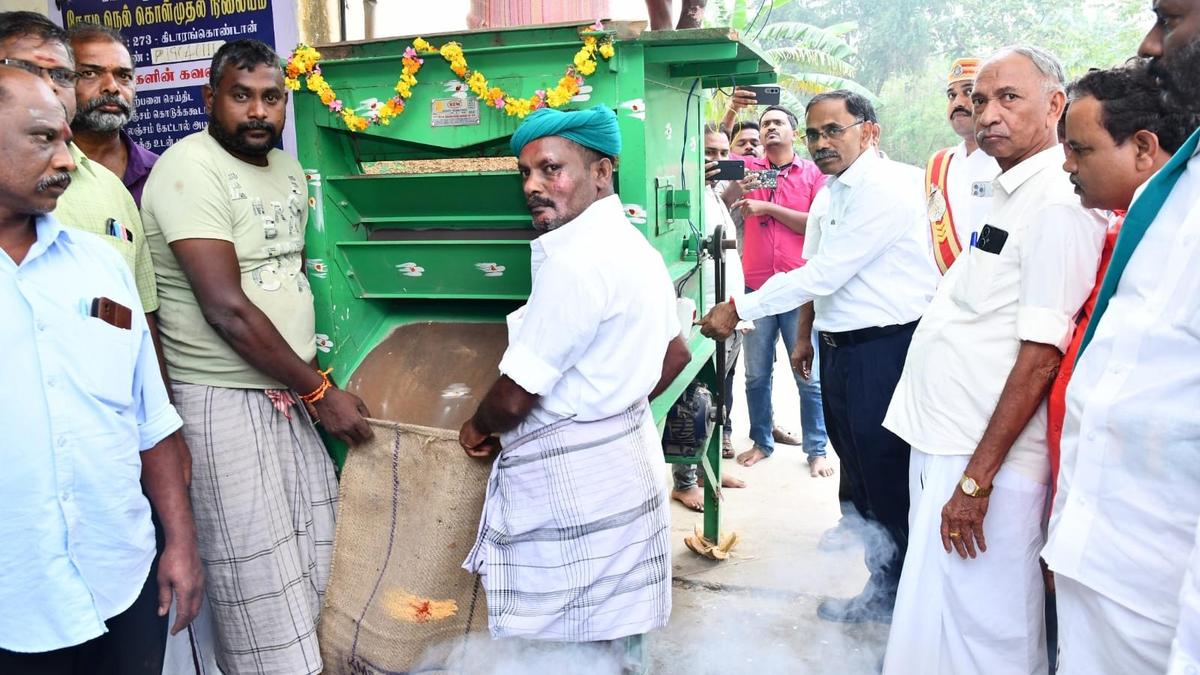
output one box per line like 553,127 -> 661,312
458,106 -> 689,673
0,67 -> 202,674
880,46 -> 1106,675
701,90 -> 939,624
1043,3 -> 1200,672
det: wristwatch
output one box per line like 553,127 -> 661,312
959,473 -> 993,498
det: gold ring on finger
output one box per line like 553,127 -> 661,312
948,531 -> 961,538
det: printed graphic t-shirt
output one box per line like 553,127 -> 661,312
142,131 -> 316,389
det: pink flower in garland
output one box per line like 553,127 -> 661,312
329,99 -> 343,112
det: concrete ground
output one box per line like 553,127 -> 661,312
650,340 -> 890,675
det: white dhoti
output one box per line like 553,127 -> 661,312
1055,575 -> 1173,674
463,403 -> 672,643
1170,519 -> 1200,674
883,449 -> 1048,675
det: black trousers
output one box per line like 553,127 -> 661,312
0,512 -> 168,675
819,321 -> 917,603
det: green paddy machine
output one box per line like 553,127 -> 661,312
295,21 -> 774,544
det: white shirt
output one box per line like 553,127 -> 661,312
498,194 -> 680,444
885,145 -> 1105,484
0,215 -> 182,652
945,141 -> 1001,245
1170,516 -> 1200,674
736,149 -> 938,332
1043,144 -> 1200,625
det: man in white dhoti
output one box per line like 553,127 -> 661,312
1044,2 -> 1200,672
458,105 -> 691,674
880,46 -> 1106,674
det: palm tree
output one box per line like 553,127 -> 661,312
704,0 -> 874,120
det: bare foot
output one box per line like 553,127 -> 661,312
671,487 -> 704,512
809,456 -> 835,478
697,473 -> 747,489
736,446 -> 770,467
721,474 -> 747,488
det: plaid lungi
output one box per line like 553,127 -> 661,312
463,403 -> 672,643
172,383 -> 338,675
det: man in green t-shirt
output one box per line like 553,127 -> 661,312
142,39 -> 371,675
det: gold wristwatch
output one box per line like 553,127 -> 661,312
959,473 -> 993,498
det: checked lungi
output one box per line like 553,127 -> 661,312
464,402 -> 672,644
172,383 -> 338,675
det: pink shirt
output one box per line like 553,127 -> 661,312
739,155 -> 827,290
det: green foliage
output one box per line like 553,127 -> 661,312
875,58 -> 960,165
702,0 -> 1156,164
703,0 -> 871,127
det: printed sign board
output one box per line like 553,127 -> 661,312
48,0 -> 298,152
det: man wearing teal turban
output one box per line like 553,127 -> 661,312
459,105 -> 691,673
506,105 -> 622,232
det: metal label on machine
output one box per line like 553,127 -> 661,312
430,97 -> 481,127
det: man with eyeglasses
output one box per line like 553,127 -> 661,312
0,65 -> 202,675
68,24 -> 157,208
701,90 -> 938,624
0,14 -> 157,326
0,12 -> 191,675
881,46 -> 1106,674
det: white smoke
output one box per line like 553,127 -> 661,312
412,633 -> 629,675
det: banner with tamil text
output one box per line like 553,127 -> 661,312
49,0 -> 298,152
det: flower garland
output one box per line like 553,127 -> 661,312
284,23 -> 615,132
285,44 -> 420,131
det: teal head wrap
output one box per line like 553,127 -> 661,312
509,105 -> 621,159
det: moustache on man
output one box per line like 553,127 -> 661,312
80,93 -> 132,117
36,172 -> 71,192
813,148 -> 840,161
1147,56 -> 1172,88
950,106 -> 971,119
526,196 -> 555,211
237,120 -> 278,137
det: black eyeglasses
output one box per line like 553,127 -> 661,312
0,57 -> 79,87
804,120 -> 866,144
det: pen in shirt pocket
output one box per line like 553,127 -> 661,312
969,231 -> 978,248
106,218 -> 133,242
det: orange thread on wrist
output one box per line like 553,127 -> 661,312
299,368 -> 334,404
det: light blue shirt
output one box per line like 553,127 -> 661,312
0,213 -> 181,652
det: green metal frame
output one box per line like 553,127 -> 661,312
297,22 -> 773,544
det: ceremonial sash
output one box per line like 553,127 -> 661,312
1076,126 -> 1199,362
925,147 -> 963,274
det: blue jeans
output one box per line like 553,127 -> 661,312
742,301 -> 827,459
